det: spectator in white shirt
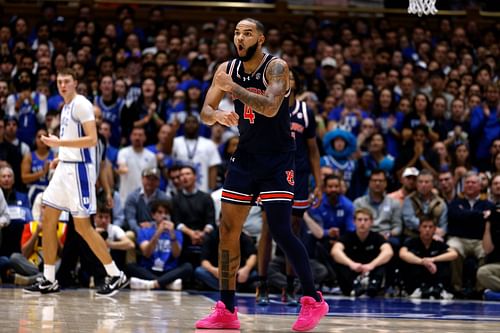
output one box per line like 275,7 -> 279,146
117,126 -> 156,204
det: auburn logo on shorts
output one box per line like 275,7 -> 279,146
285,170 -> 295,186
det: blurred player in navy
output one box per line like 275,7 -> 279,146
256,69 -> 322,306
195,18 -> 328,332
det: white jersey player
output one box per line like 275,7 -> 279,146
24,68 -> 128,296
43,94 -> 97,217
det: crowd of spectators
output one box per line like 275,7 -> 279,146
0,3 -> 499,301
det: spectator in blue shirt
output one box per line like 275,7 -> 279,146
303,173 -> 355,270
128,200 -> 192,291
470,83 -> 500,171
327,88 -> 368,135
320,129 -> 357,191
303,173 -> 355,287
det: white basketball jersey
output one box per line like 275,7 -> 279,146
58,94 -> 96,164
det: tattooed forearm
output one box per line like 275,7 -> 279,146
232,85 -> 274,116
231,59 -> 288,117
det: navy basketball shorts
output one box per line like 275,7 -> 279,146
221,149 -> 295,206
292,170 -> 310,217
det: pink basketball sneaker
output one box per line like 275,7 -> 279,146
292,292 -> 329,331
195,301 -> 240,329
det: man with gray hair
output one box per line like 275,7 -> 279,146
447,171 -> 495,295
402,169 -> 447,240
0,166 -> 29,208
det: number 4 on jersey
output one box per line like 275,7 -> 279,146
243,104 -> 255,124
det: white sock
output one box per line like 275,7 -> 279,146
104,262 -> 121,277
44,265 -> 56,282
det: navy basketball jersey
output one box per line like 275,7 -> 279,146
290,100 -> 316,173
227,55 -> 295,153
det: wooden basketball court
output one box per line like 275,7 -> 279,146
1,288 -> 499,332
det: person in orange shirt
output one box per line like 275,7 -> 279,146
388,167 -> 418,206
10,197 -> 67,285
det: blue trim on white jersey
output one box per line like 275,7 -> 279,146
69,101 -> 78,123
83,147 -> 91,163
77,123 -> 84,161
76,123 -> 92,163
76,163 -> 91,211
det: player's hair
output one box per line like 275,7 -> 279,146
56,68 -> 78,81
354,207 -> 373,220
239,18 -> 264,34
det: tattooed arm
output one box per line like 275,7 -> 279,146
216,58 -> 289,118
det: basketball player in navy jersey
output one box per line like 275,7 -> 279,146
256,69 -> 323,306
195,18 -> 328,332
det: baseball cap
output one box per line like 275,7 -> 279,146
54,16 -> 66,25
321,57 -> 337,68
142,167 -> 161,178
202,22 -> 215,31
415,61 -> 427,70
402,167 -> 419,177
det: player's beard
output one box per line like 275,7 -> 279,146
237,41 -> 258,62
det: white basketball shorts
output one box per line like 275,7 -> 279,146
42,161 -> 96,217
